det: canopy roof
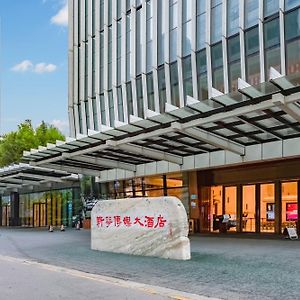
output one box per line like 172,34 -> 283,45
22,73 -> 300,177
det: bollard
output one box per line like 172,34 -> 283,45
49,225 -> 54,232
76,221 -> 80,230
60,224 -> 65,232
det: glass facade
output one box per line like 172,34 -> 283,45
69,0 -> 300,136
0,188 -> 80,228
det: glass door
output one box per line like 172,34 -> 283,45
224,187 -> 237,232
33,204 -> 39,227
242,185 -> 256,232
260,183 -> 275,233
40,203 -> 46,227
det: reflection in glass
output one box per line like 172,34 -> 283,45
242,185 -> 256,232
260,184 -> 275,233
281,182 -> 298,232
225,187 -> 237,232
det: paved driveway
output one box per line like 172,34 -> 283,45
0,228 -> 299,299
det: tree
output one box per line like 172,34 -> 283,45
0,120 -> 65,167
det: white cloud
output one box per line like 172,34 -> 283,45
11,60 -> 33,72
50,119 -> 69,134
11,61 -> 57,74
34,63 -> 57,73
51,2 -> 68,27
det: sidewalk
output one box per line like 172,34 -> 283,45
1,228 -> 300,299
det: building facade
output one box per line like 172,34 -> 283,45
18,0 -> 300,234
68,0 -> 300,136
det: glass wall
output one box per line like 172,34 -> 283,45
260,183 -> 275,233
242,185 -> 256,232
18,188 -> 79,228
281,182 -> 298,231
224,187 -> 237,232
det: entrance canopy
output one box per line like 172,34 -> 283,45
0,163 -> 78,193
22,74 -> 300,179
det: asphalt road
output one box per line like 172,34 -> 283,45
1,228 -> 300,299
0,255 -> 172,300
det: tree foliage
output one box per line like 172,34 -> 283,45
0,120 -> 65,167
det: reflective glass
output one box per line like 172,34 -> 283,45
286,39 -> 300,74
211,2 -> 222,43
227,0 -> 239,36
285,0 -> 300,10
264,0 -> 279,17
245,0 -> 259,28
285,9 -> 300,40
260,184 -> 275,233
170,62 -> 180,107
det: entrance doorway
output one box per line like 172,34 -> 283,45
33,203 -> 46,227
2,205 -> 10,226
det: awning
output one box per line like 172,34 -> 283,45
22,73 -> 300,177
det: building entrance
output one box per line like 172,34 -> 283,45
33,203 -> 46,227
2,205 -> 10,226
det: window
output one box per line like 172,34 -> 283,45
211,0 -> 222,43
264,0 -> 279,17
196,49 -> 208,100
117,20 -> 122,85
260,184 -> 275,233
157,0 -> 165,65
227,0 -> 239,36
158,66 -> 167,113
264,18 -> 281,79
245,0 -> 259,28
182,0 -> 192,56
211,42 -> 224,92
108,26 -> 112,89
170,62 -> 180,106
227,35 -> 241,91
108,91 -> 114,127
285,0 -> 300,11
285,8 -> 300,74
147,73 -> 155,111
126,13 -> 131,81
136,77 -> 144,118
117,87 -> 124,122
169,0 -> 178,62
126,83 -> 133,121
196,0 -> 206,50
100,94 -> 106,125
182,56 -> 193,101
245,26 -> 260,85
92,98 -> 98,131
136,7 -> 142,75
146,0 -> 153,72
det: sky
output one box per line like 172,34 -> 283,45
0,0 -> 69,135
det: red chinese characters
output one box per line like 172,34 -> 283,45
96,215 -> 167,229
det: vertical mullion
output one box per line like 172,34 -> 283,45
258,0 -> 265,82
279,0 -> 286,75
222,0 -> 229,93
239,0 -> 246,80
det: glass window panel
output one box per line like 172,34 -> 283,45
227,0 -> 239,36
282,182 -> 298,232
136,77 -> 144,118
108,91 -> 114,127
265,47 -> 281,79
100,94 -> 106,125
286,39 -> 300,74
117,87 -> 124,122
147,73 -> 155,111
264,19 -> 280,49
158,66 -> 167,113
170,62 -> 180,106
242,185 -> 256,232
285,9 -> 300,41
245,0 -> 259,28
182,56 -> 193,100
211,2 -> 222,43
260,183 -> 275,233
196,12 -> 206,50
264,0 -> 279,17
157,0 -> 165,65
245,27 -> 259,55
285,0 -> 300,10
224,186 -> 237,232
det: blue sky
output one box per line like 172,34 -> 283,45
0,0 -> 69,135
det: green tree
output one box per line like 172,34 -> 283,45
0,120 -> 65,167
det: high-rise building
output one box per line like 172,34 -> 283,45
14,0 -> 300,234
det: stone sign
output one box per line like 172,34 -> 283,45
91,197 -> 191,260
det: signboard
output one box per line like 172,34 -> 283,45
286,203 -> 298,221
266,203 -> 275,221
287,227 -> 298,240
